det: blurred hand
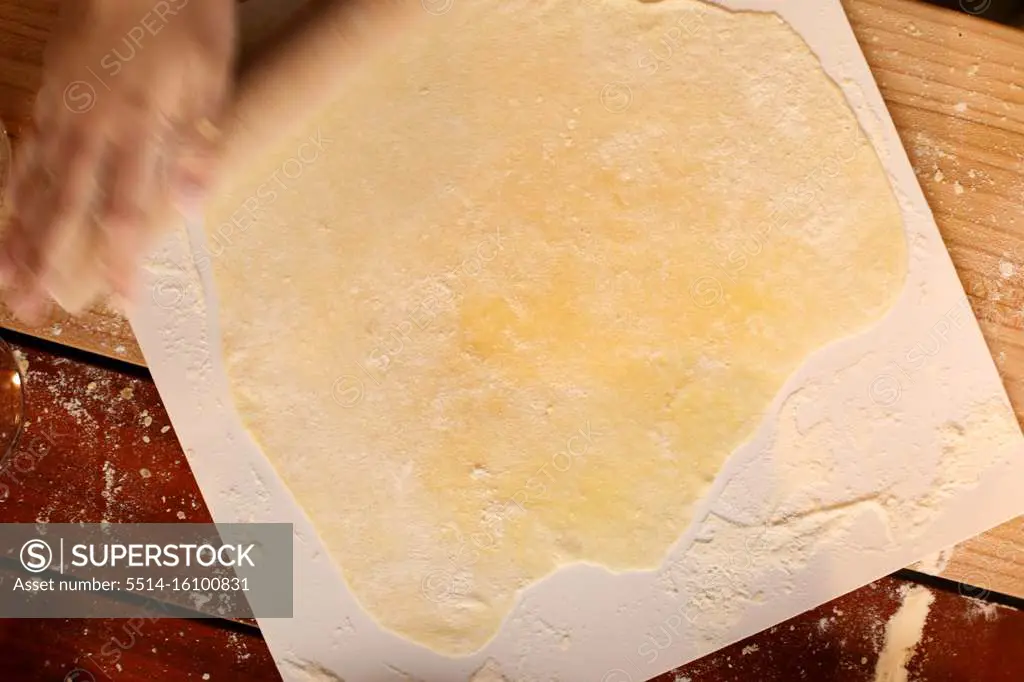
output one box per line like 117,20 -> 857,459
0,0 -> 236,321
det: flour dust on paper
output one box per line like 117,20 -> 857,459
203,0 -> 907,654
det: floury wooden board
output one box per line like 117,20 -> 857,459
128,1 -> 1024,680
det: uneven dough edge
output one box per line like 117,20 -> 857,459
202,0 -> 908,655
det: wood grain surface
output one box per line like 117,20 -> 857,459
843,0 -> 1024,600
0,0 -> 1020,603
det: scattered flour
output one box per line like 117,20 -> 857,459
226,631 -> 252,662
469,659 -> 508,682
953,102 -> 967,113
872,585 -> 934,682
741,643 -> 759,656
999,260 -> 1016,279
102,461 -> 116,499
910,547 -> 954,574
278,658 -> 346,681
12,349 -> 28,375
964,596 -> 1001,623
101,460 -> 120,523
913,132 -> 956,162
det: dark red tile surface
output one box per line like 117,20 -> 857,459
0,338 -> 280,681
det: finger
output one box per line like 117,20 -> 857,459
1,216 -> 49,325
8,278 -> 51,326
0,211 -> 29,294
32,83 -> 63,136
100,120 -> 162,298
14,121 -> 103,291
1,118 -> 102,299
3,125 -> 59,288
32,122 -> 102,241
0,133 -> 41,286
5,127 -> 45,215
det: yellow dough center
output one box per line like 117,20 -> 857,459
205,0 -> 906,655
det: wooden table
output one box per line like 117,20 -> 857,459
0,0 -> 1021,679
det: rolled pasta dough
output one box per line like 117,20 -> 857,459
203,0 -> 906,655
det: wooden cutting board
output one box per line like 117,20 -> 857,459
0,0 -> 1020,599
